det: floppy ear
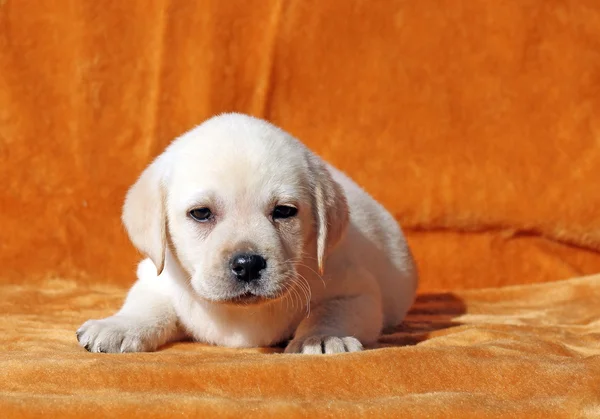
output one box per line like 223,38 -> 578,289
308,155 -> 350,274
121,158 -> 167,275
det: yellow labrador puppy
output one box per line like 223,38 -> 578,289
77,113 -> 418,354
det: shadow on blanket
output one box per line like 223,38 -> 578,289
378,293 -> 466,348
251,293 -> 466,353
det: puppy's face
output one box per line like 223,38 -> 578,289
122,114 -> 349,306
166,137 -> 313,304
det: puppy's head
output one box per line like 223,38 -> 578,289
122,114 -> 349,305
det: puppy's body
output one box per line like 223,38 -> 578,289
78,114 -> 418,354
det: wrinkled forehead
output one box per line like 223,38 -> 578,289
167,140 -> 310,208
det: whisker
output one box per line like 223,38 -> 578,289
286,276 -> 302,311
295,263 -> 326,288
291,273 -> 312,318
279,281 -> 292,313
282,256 -> 327,287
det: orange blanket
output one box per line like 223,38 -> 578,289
2,1 -> 600,417
2,0 -> 600,291
2,275 -> 599,418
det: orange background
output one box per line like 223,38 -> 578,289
2,2 -> 600,417
2,0 -> 600,291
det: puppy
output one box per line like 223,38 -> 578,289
77,113 -> 418,354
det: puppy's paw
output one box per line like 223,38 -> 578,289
284,335 -> 364,354
76,316 -> 158,353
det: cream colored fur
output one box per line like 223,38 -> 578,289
77,113 -> 418,354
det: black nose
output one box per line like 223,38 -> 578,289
230,253 -> 267,282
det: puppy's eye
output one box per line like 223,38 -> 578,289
189,208 -> 213,222
272,205 -> 298,220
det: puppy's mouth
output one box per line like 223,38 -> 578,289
194,267 -> 297,307
220,288 -> 290,306
229,292 -> 265,305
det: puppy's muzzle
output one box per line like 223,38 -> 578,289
230,253 -> 267,283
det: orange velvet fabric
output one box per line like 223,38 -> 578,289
2,0 -> 600,290
2,276 -> 599,418
2,0 -> 600,417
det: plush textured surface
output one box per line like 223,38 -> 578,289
2,0 -> 600,417
2,275 -> 599,418
2,0 -> 600,290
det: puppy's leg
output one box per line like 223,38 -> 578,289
77,259 -> 184,353
284,293 -> 383,354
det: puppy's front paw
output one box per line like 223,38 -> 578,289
76,316 -> 158,353
284,335 -> 364,354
